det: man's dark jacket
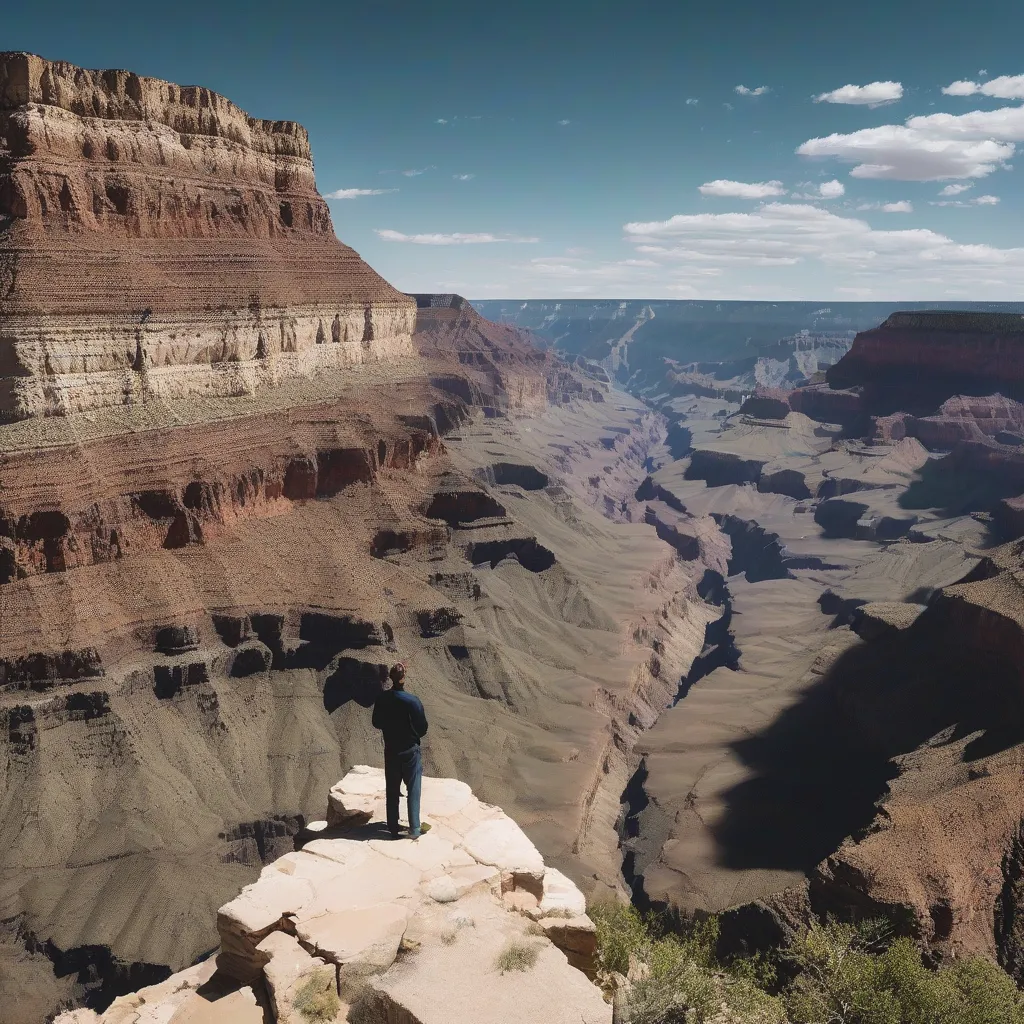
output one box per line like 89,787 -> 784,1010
372,689 -> 428,752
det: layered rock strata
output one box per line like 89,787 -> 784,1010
0,285 -> 702,1021
828,311 -> 1024,413
0,52 -> 415,420
55,767 -> 610,1024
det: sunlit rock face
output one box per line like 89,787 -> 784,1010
0,51 -> 415,420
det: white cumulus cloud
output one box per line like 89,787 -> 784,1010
699,179 -> 787,198
622,203 -> 1024,285
814,81 -> 903,107
375,230 -> 539,245
940,183 -> 973,195
515,256 -> 660,283
557,119 -> 571,125
686,98 -> 699,105
735,85 -> 770,96
324,188 -> 398,199
932,193 -> 1002,207
857,200 -> 913,212
453,173 -> 475,181
818,179 -> 846,198
941,74 -> 1024,100
797,105 -> 1024,179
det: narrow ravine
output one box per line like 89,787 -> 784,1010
601,370 -> 985,922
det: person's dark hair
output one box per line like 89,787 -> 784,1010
389,662 -> 406,687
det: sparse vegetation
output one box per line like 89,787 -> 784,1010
593,904 -> 1024,1024
292,969 -> 341,1023
440,925 -> 460,945
542,906 -> 576,919
495,939 -> 541,973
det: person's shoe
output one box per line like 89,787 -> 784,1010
408,822 -> 431,841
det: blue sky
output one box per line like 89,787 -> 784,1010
7,0 -> 1024,299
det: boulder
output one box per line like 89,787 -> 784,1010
258,931 -> 336,1024
216,874 -> 316,982
462,817 -> 546,896
540,867 -> 588,918
326,764 -> 381,826
296,903 -> 409,998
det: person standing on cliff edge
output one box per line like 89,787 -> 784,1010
372,663 -> 430,839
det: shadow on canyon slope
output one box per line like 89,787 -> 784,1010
899,456 -> 1024,516
710,609 -> 1024,875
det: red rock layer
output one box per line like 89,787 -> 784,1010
828,312 -> 1024,412
875,394 -> 1024,449
0,52 -> 415,419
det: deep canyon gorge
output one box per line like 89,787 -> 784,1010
5,51 -> 1024,1024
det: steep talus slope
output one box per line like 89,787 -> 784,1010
0,51 -> 415,420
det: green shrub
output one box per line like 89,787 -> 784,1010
292,969 -> 341,1023
593,902 -> 784,1023
594,904 -> 1024,1024
495,939 -> 540,973
591,902 -> 652,976
785,920 -> 1024,1024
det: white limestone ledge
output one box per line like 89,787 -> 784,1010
57,766 -> 610,1024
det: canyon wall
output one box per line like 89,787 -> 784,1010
828,311 -> 1024,413
606,305 -> 1024,988
0,55 -> 714,1023
0,52 -> 415,420
0,287 -> 697,1023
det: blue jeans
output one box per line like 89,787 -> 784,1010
384,745 -> 422,835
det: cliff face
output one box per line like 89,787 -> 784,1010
828,311 -> 1024,413
804,565 -> 1024,972
0,288 -> 692,1023
0,52 -> 415,420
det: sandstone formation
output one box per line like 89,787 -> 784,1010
53,767 -> 611,1024
0,295 -> 698,1021
875,394 -> 1024,448
828,311 -> 1024,413
0,55 -> 726,1024
0,52 -> 415,420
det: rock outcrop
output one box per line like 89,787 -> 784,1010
875,394 -> 1024,449
56,767 -> 610,1024
0,52 -> 416,420
828,311 -> 1024,414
